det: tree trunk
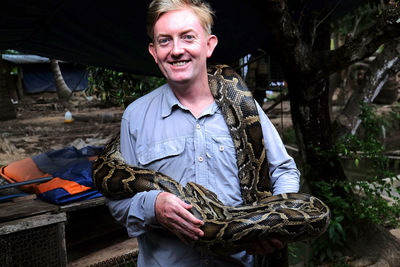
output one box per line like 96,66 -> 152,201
286,22 -> 349,189
288,73 -> 348,185
0,53 -> 16,121
50,59 -> 72,101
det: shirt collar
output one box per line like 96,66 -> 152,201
161,84 -> 186,118
161,84 -> 220,118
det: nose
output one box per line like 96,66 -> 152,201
171,38 -> 184,57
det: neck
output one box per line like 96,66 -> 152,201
169,74 -> 214,118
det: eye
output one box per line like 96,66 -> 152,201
158,37 -> 171,46
182,34 -> 195,41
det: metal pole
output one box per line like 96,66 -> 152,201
0,176 -> 53,190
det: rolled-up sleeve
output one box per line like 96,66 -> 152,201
256,103 -> 300,195
107,190 -> 161,237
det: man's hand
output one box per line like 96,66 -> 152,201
155,192 -> 204,244
246,237 -> 285,255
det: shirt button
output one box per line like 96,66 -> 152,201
219,145 -> 224,152
198,156 -> 204,162
196,124 -> 201,129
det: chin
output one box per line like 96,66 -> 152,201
167,73 -> 192,83
169,77 -> 191,85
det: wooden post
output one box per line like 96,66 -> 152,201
0,53 -> 17,121
16,66 -> 24,100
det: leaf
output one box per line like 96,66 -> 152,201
336,223 -> 345,237
329,225 -> 335,239
336,215 -> 344,222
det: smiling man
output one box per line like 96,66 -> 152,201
107,0 -> 300,266
148,5 -> 218,118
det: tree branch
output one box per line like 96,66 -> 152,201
249,0 -> 399,80
333,38 -> 400,138
320,1 -> 400,76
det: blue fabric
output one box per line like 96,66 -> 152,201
23,63 -> 88,93
107,83 -> 300,267
32,146 -> 103,174
51,159 -> 94,187
32,146 -> 104,205
40,188 -> 101,205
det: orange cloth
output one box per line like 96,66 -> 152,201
0,157 -> 91,194
0,158 -> 50,192
34,177 -> 91,195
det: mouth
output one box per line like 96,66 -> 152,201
170,60 -> 190,67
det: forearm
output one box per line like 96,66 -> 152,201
106,190 -> 161,237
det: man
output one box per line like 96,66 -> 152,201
107,0 -> 300,266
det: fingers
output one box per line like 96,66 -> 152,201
174,197 -> 203,227
155,192 -> 204,242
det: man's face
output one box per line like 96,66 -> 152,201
148,8 -> 217,86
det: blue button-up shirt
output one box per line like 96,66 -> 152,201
107,83 -> 300,267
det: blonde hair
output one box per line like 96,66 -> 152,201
146,0 -> 215,39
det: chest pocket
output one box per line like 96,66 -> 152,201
137,138 -> 186,167
210,136 -> 236,157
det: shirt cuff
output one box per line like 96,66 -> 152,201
143,190 -> 162,226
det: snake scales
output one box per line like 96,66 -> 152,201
92,65 -> 330,254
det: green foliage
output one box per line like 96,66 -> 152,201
86,66 -> 165,107
333,2 -> 382,39
309,103 -> 400,264
2,49 -> 20,55
282,127 -> 297,145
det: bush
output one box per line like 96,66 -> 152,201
309,103 -> 400,264
86,67 -> 165,107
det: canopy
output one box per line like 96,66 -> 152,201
0,0 -> 369,76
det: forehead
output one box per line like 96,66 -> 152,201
153,8 -> 206,36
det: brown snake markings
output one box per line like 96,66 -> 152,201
92,65 -> 330,255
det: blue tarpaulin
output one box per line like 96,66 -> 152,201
2,54 -> 88,94
23,63 -> 88,93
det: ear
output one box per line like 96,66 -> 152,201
148,43 -> 158,64
206,35 -> 218,58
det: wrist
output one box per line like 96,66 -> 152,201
144,190 -> 163,225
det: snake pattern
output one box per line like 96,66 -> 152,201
92,65 -> 330,255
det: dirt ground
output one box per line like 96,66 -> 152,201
0,92 -> 123,166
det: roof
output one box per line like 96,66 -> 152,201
2,54 -> 50,64
0,0 -> 371,76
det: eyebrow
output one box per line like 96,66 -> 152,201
155,29 -> 198,39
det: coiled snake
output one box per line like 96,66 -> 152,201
92,65 -> 330,255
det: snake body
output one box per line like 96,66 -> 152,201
92,65 -> 330,254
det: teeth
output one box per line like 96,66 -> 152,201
172,61 -> 187,66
